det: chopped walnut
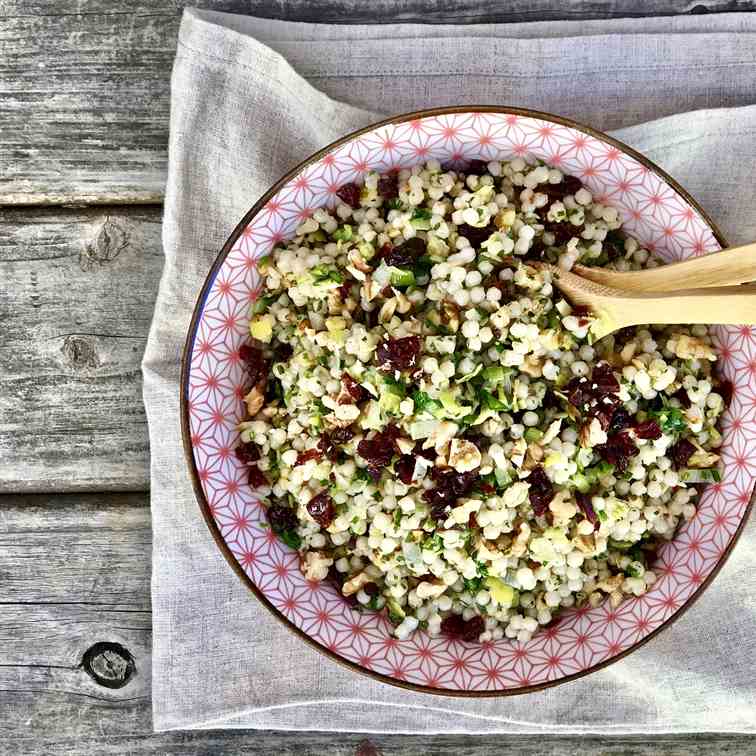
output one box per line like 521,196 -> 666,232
549,491 -> 577,525
448,438 -> 482,473
342,570 -> 373,596
416,580 -> 447,599
596,573 -> 624,593
509,521 -> 531,558
667,334 -> 717,361
301,550 -> 333,582
687,449 -> 720,468
243,379 -> 266,416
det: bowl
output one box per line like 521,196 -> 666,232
181,106 -> 753,695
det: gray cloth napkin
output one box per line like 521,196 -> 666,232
143,8 -> 756,733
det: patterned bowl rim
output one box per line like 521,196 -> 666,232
180,105 -> 750,697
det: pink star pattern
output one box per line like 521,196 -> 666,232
184,110 -> 754,694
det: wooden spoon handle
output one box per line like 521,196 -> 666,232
609,284 -> 756,329
574,242 -> 756,292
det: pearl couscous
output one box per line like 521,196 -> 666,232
235,159 -> 726,643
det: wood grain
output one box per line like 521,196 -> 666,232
0,207 -> 162,493
1,0 -> 752,206
3,491 -> 755,754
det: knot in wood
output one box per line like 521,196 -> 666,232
62,335 -> 100,370
80,217 -> 128,271
355,740 -> 382,756
81,642 -> 135,689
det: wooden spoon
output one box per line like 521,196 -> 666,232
574,241 -> 756,292
538,263 -> 756,339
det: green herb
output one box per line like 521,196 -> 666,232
463,577 -> 484,595
422,533 -> 443,552
479,388 -> 509,411
382,374 -> 407,397
278,530 -> 301,550
310,264 -> 343,284
332,224 -> 354,242
393,509 -> 403,528
412,255 -> 433,281
412,390 -> 442,415
412,208 -> 433,221
367,595 -> 382,611
648,402 -> 687,436
355,468 -> 372,483
390,268 -> 416,287
252,294 -> 275,315
608,538 -> 635,551
387,198 -> 402,210
597,509 -> 608,522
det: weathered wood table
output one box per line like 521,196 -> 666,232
3,1 -> 755,753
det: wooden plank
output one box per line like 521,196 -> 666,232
0,207 -> 162,493
1,0 -> 751,206
1,491 -> 754,753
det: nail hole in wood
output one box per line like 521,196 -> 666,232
355,740 -> 382,756
81,642 -> 135,689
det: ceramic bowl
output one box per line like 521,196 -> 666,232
181,107 -> 753,695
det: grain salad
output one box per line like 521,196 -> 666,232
234,158 -> 727,643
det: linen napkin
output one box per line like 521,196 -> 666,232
143,8 -> 756,732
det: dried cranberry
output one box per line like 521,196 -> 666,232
383,236 -> 425,268
609,407 -> 632,434
716,379 -> 734,408
528,465 -> 554,516
395,455 -> 416,485
634,419 -> 662,440
378,173 -> 399,199
295,448 -> 323,466
307,492 -> 335,528
542,389 -> 561,409
235,441 -> 261,464
458,222 -> 493,249
592,362 -> 620,396
588,394 -> 621,431
357,425 -> 401,469
672,387 -> 692,409
424,468 -> 479,519
331,427 -> 356,445
613,326 -> 636,348
541,175 -> 582,199
341,373 -> 369,404
337,280 -> 353,301
594,432 -> 638,473
248,466 -> 267,488
317,433 -> 337,461
267,502 -> 297,533
523,238 -> 547,261
413,441 -> 436,461
335,182 -> 361,208
543,220 -> 575,245
375,335 -> 421,372
440,614 -> 466,637
669,438 -> 696,469
462,615 -> 485,642
576,492 -> 598,525
567,377 -> 591,410
466,159 -> 488,175
326,566 -> 359,607
363,582 -> 380,596
366,466 -> 383,482
239,343 -> 269,385
572,304 -> 592,317
273,343 -> 293,363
